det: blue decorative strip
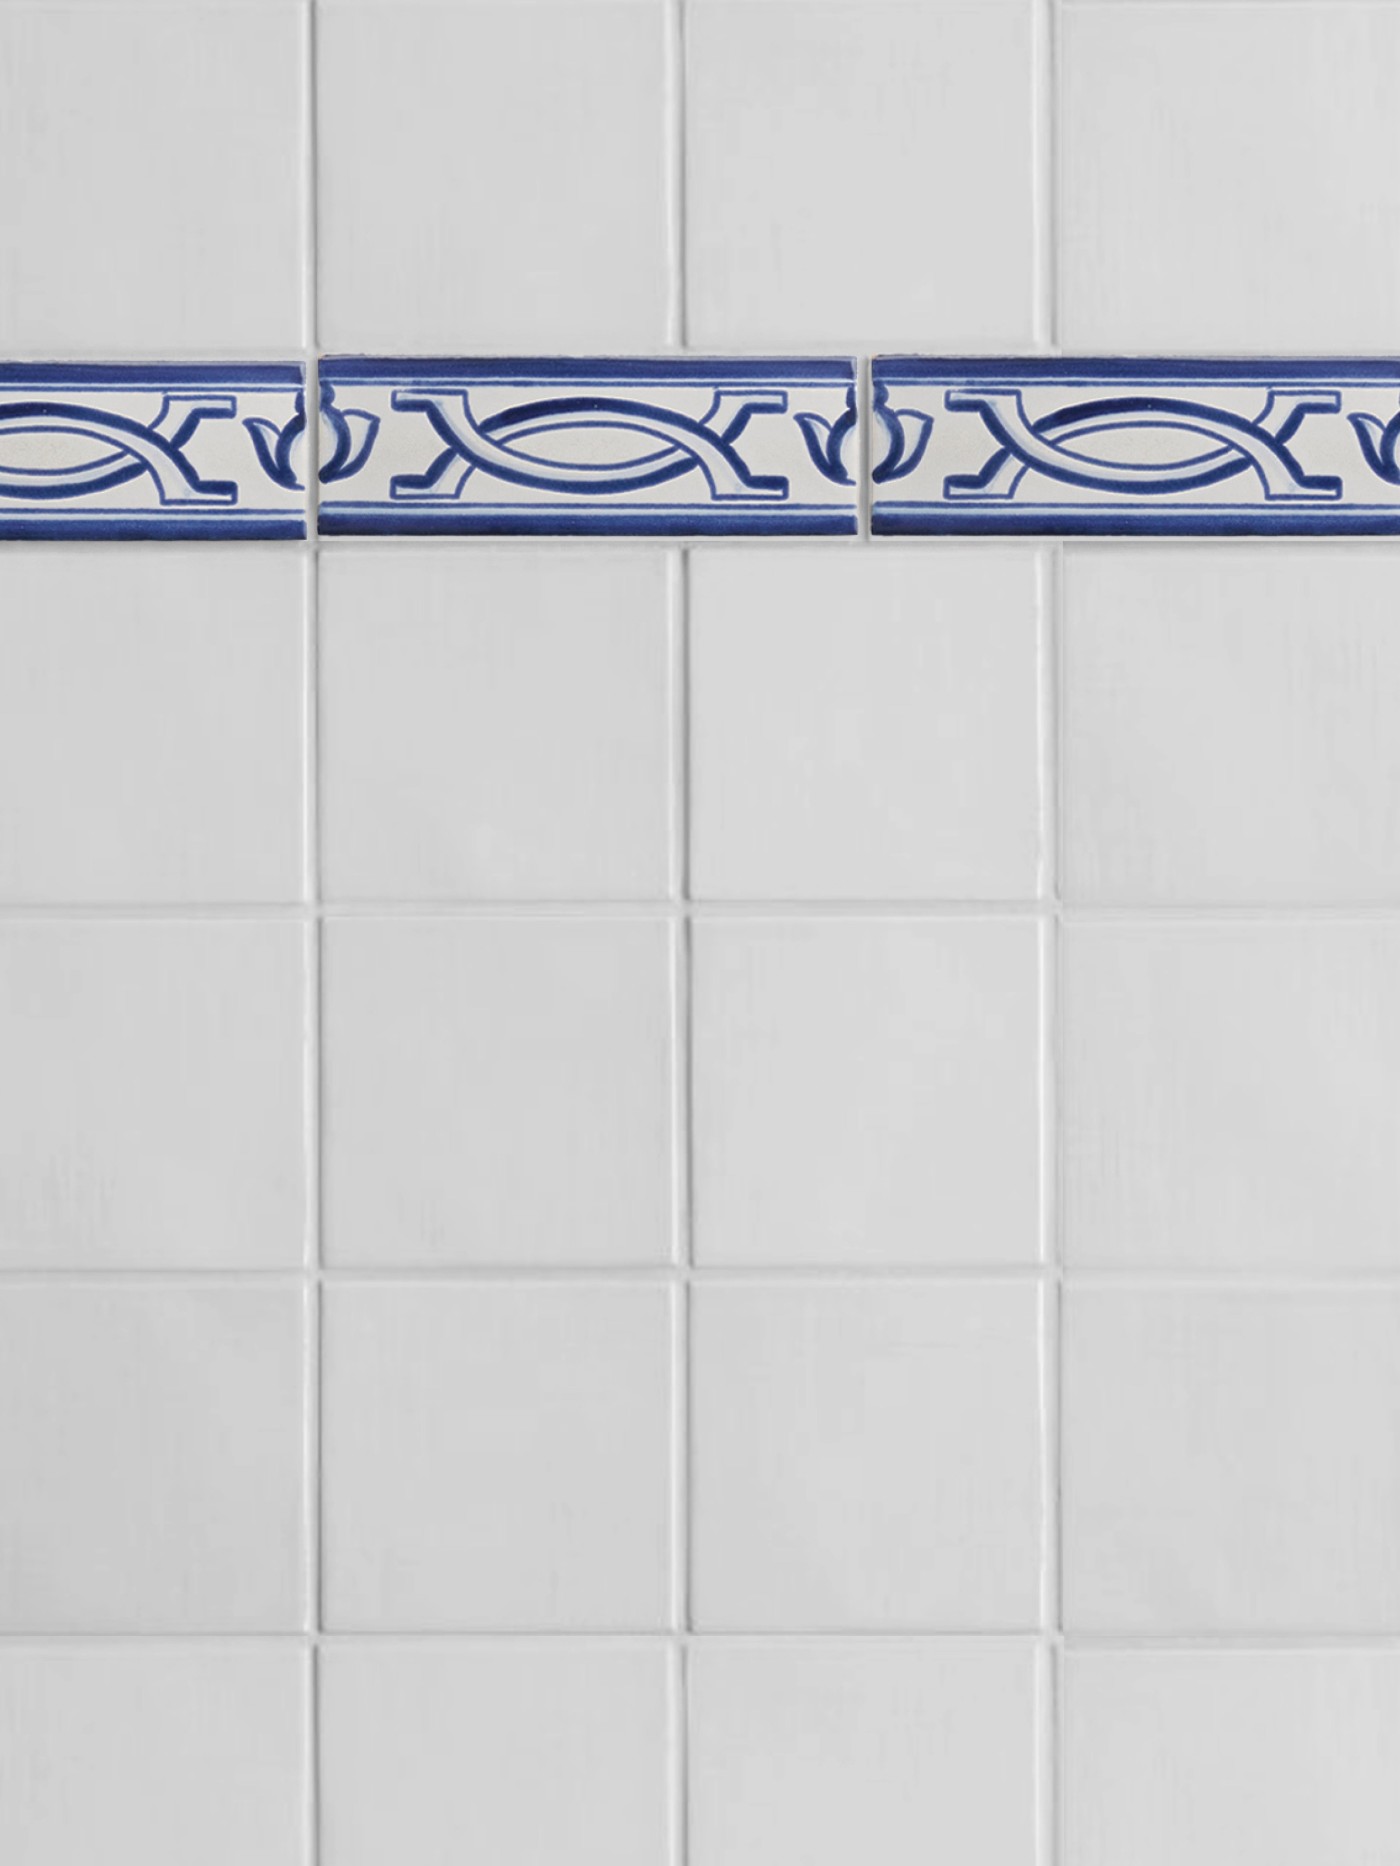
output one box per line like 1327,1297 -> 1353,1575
318,505 -> 855,538
871,358 -> 1400,536
0,362 -> 303,390
323,355 -> 855,387
317,357 -> 858,537
0,363 -> 307,540
0,513 -> 306,541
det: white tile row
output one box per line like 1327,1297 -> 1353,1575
3,1279 -> 1399,1634
9,1639 -> 1397,1866
10,543 -> 1400,903
7,2 -> 1400,354
9,912 -> 1400,1273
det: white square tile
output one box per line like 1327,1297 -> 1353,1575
0,550 -> 304,905
0,3 -> 303,352
1063,920 -> 1400,1272
1064,1650 -> 1400,1866
0,1284 -> 305,1631
317,2 -> 669,350
690,549 -> 1043,901
320,549 -> 671,902
323,917 -> 674,1267
0,922 -> 305,1270
1061,546 -> 1400,905
0,1644 -> 307,1866
1062,1287 -> 1400,1634
686,2 -> 1036,349
693,919 -> 1042,1267
320,1643 -> 673,1866
689,1640 -> 1042,1866
322,1282 -> 673,1630
1059,4 -> 1400,350
692,1282 -> 1043,1630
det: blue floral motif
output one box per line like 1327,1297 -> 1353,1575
244,382 -> 378,491
795,386 -> 857,486
870,381 -> 934,484
1349,404 -> 1400,485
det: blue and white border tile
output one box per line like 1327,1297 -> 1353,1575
317,357 -> 858,537
0,364 -> 306,539
871,358 -> 1400,536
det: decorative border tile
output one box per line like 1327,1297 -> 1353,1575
0,364 -> 306,540
871,358 -> 1400,536
316,357 -> 857,537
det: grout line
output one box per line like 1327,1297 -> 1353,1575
7,1628 -> 1400,1650
13,1264 -> 1400,1291
669,9 -> 691,1846
1045,538 -> 1065,1866
667,0 -> 689,350
857,356 -> 872,541
301,7 -> 324,1866
1034,0 -> 1059,354
0,899 -> 1056,921
671,542 -> 695,1866
21,899 -> 1400,923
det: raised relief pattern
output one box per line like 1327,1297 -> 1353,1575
317,357 -> 858,536
0,364 -> 306,539
872,359 -> 1400,536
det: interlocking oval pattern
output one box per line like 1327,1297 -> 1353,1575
377,385 -> 856,503
941,388 -> 1343,502
9,365 -> 1400,533
0,394 -> 239,505
871,377 -> 1400,508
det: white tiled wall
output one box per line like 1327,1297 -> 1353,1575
6,2 -> 1400,1864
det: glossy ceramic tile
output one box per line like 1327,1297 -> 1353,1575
321,1282 -> 674,1630
1058,3 -> 1400,352
690,1641 -> 1042,1866
691,1282 -> 1044,1631
686,1 -> 1038,351
1062,920 -> 1400,1272
0,549 -> 305,901
316,358 -> 857,536
689,548 -> 1043,899
319,549 -> 671,902
316,0 -> 670,353
692,918 -> 1043,1267
1061,545 -> 1400,903
320,1644 -> 674,1866
0,921 -> 305,1270
871,359 -> 1400,535
0,1645 -> 308,1866
1062,1287 -> 1400,1634
0,365 -> 306,539
0,1283 -> 306,1631
322,917 -> 674,1268
0,2 -> 304,354
9,0 -> 1400,1858
1063,1650 -> 1400,1866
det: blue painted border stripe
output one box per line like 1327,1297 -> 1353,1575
873,506 -> 1400,537
0,515 -> 306,541
319,506 -> 855,538
322,356 -> 855,387
874,357 -> 1400,385
0,363 -> 303,389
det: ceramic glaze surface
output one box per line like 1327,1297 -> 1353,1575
3,2 -> 1399,1865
